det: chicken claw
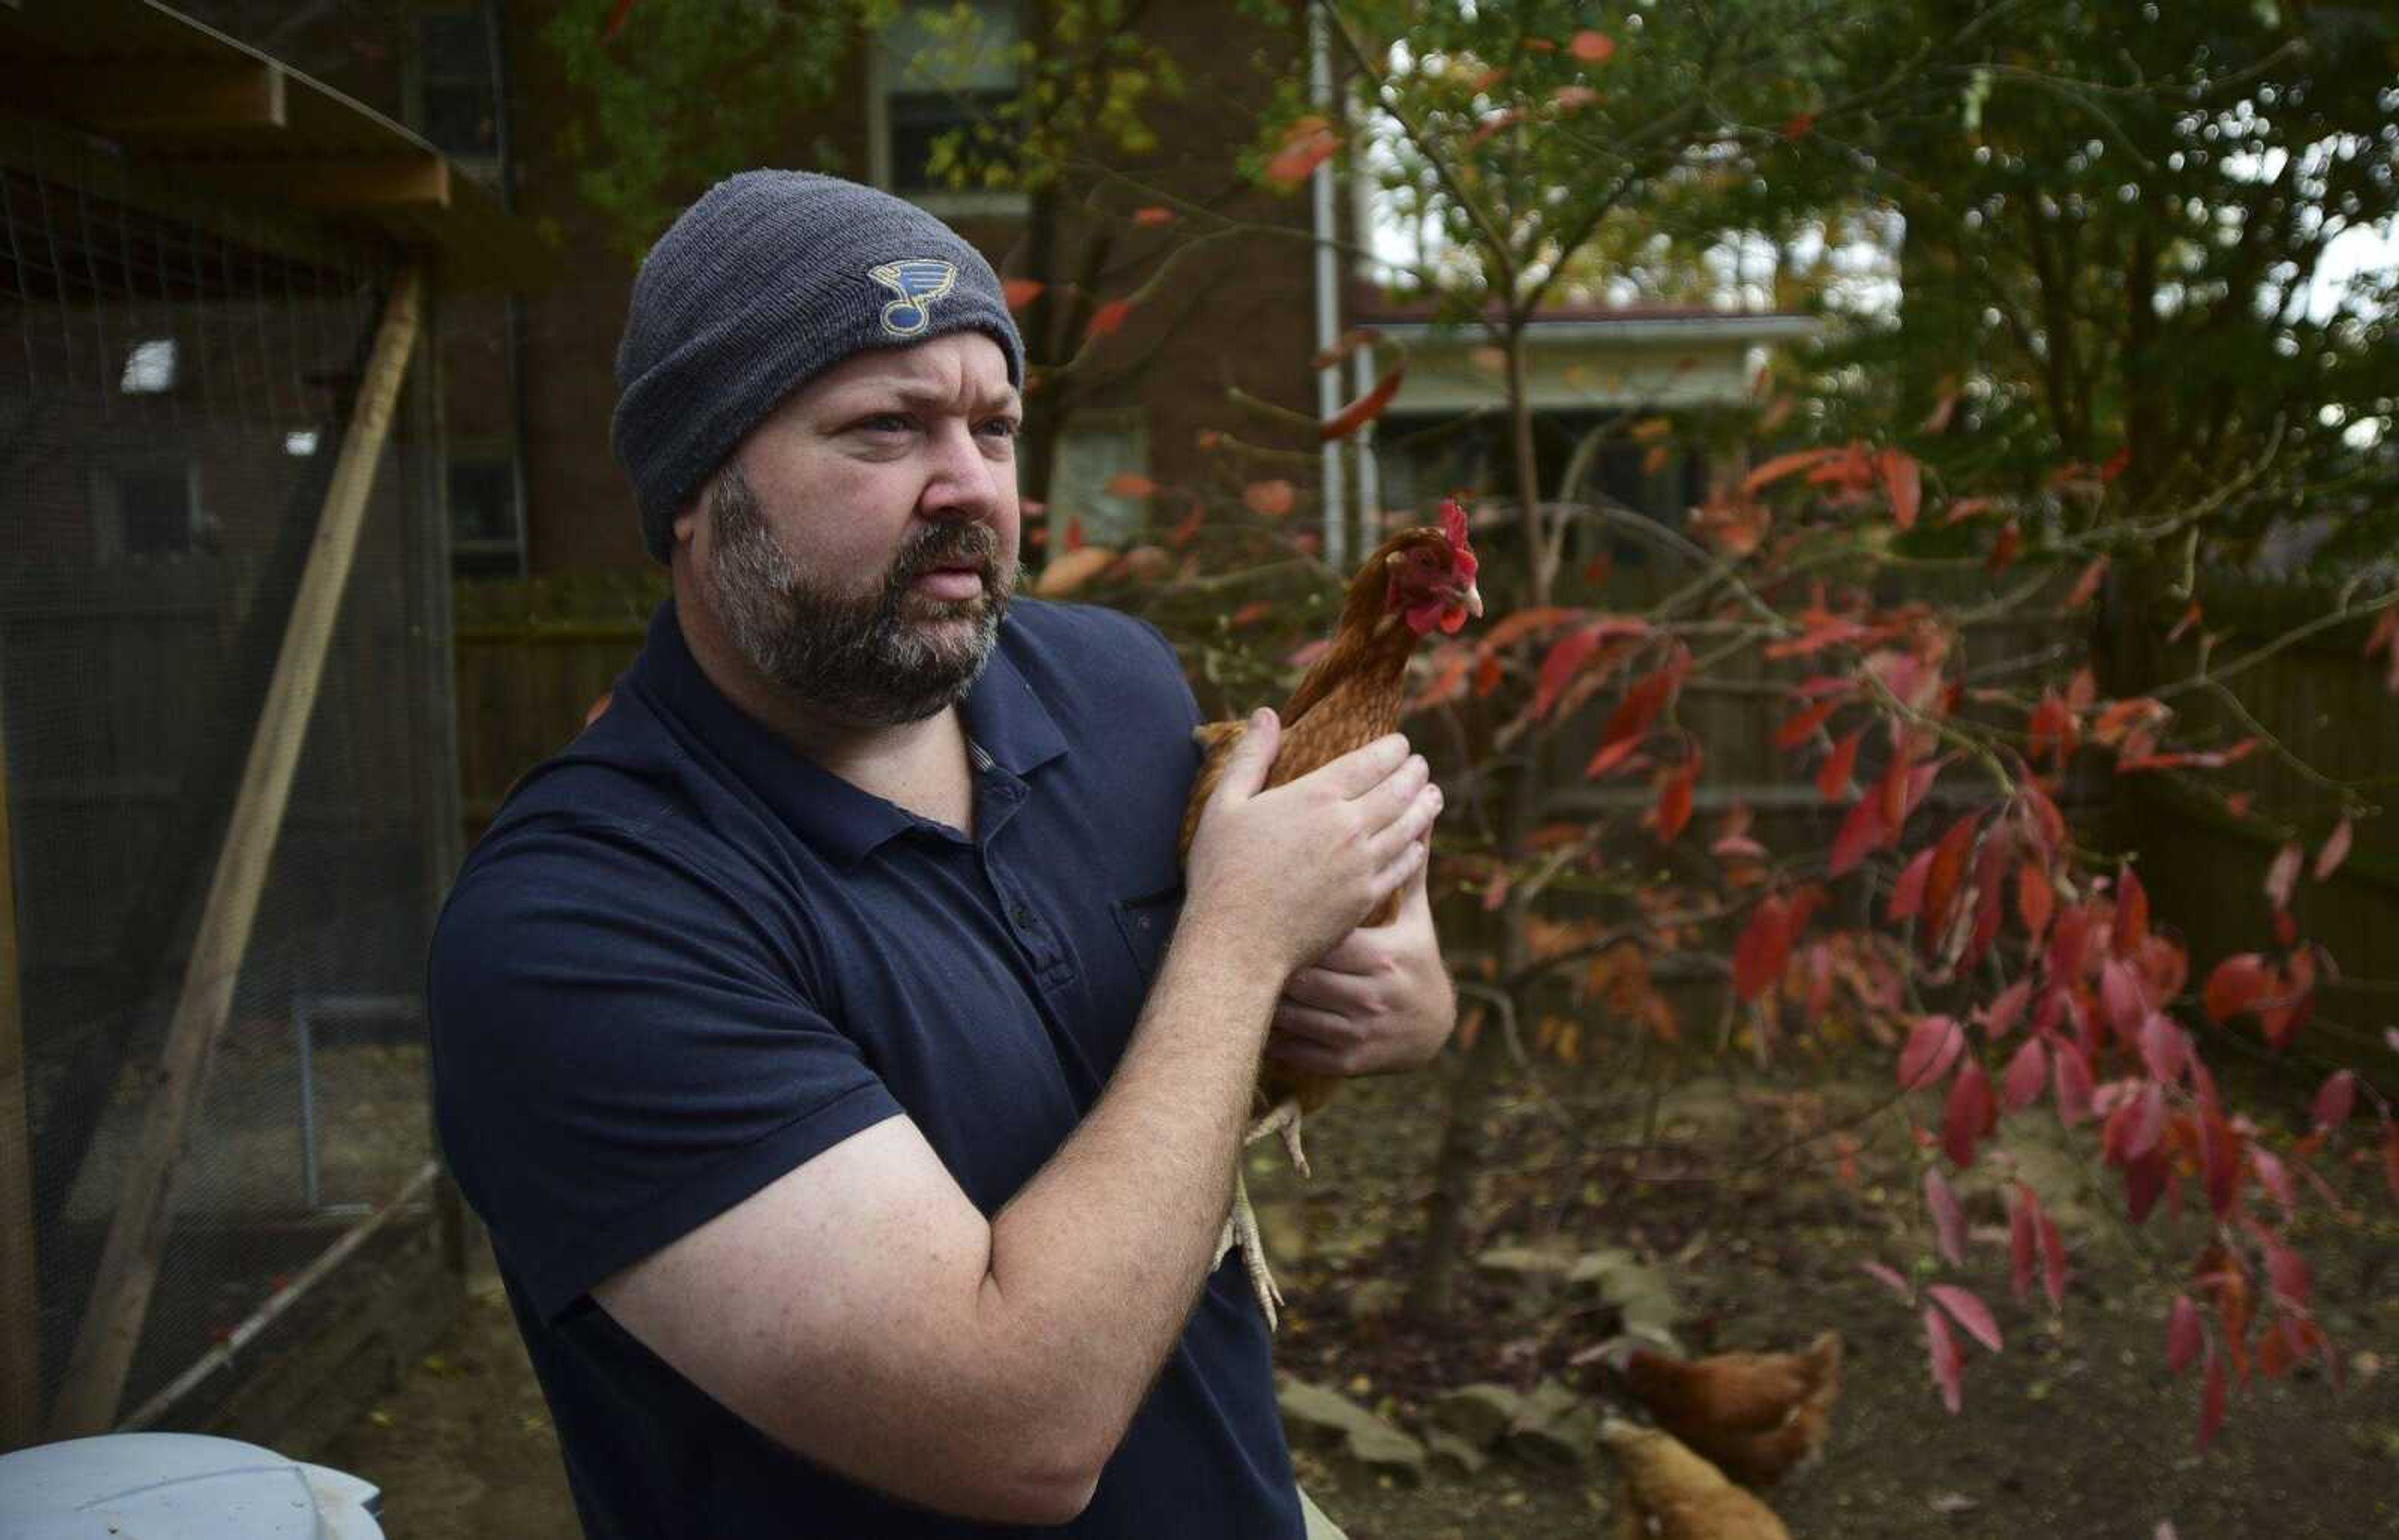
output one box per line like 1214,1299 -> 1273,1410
1216,1168 -> 1285,1329
1246,1098 -> 1309,1179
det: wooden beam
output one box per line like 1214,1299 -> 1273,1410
0,689 -> 42,1452
2,59 -> 288,134
184,157 -> 450,212
46,266 -> 426,1440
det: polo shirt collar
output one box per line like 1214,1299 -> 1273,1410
633,600 -> 1068,865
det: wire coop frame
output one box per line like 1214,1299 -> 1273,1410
1,0 -> 543,1455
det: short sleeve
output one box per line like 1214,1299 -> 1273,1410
428,817 -> 901,1321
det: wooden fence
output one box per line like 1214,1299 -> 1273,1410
451,573 -> 665,844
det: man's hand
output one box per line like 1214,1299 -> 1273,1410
1183,713 -> 1440,978
1264,848 -> 1454,1077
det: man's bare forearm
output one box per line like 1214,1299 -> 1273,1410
973,905 -> 1282,1476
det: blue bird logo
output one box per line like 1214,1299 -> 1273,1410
867,259 -> 959,339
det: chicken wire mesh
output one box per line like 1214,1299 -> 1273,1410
1,131 -> 454,1434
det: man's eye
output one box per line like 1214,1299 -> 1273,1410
858,413 -> 912,433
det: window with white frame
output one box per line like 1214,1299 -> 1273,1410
1047,409 -> 1150,550
871,1 -> 1026,216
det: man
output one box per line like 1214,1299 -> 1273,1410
429,171 -> 1454,1538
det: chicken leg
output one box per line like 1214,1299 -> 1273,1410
1216,1168 -> 1285,1329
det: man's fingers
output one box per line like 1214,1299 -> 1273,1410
1311,734 -> 1412,800
1364,782 -> 1442,872
1364,832 -> 1429,911
1268,1003 -> 1361,1048
1282,965 -> 1379,1013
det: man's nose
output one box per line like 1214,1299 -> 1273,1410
920,422 -> 1006,522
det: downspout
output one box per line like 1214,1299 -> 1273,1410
1347,87 -> 1381,543
1309,2 -> 1346,572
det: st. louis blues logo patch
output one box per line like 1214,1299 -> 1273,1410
867,259 -> 958,339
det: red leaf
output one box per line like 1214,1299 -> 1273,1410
1924,1306 -> 1965,1413
1987,520 -> 2023,574
1654,757 -> 1699,846
1321,366 -> 1405,442
1921,812 -> 1980,938
1002,277 -> 1046,310
1816,730 -> 1862,801
1085,297 -> 1134,339
2026,692 -> 2079,768
2052,1042 -> 2095,1127
1944,1062 -> 1995,1168
1242,479 -> 1296,518
2264,842 -> 2303,912
1929,1284 -> 2004,1352
2140,1014 -> 2188,1085
1130,205 -> 1176,226
2314,818 -> 2353,882
2167,1294 -> 2203,1374
2265,1238 -> 2311,1309
1741,447 -> 1837,494
1600,653 -> 1687,749
1878,447 -> 1923,530
2008,1188 -> 2036,1301
1569,28 -> 1616,61
2100,959 -> 2148,1043
2197,1343 -> 2227,1452
1925,1166 -> 1967,1266
2203,953 -> 2272,1023
2123,1082 -> 2169,1161
2313,1069 -> 2357,1132
2002,1036 -> 2049,1113
2113,864 -> 2150,958
1264,116 -> 1339,187
1861,1259 -> 1915,1303
1983,978 -> 2033,1040
2250,1146 -> 2295,1208
1899,1015 -> 1966,1091
1732,897 -> 1794,1002
2017,863 -> 2055,941
2039,1211 -> 2068,1308
2066,555 -> 2108,609
601,0 -> 639,41
1888,847 -> 1935,923
1829,794 -> 1889,878
1583,735 -> 1646,780
1776,697 -> 1841,748
1533,627 -> 1601,720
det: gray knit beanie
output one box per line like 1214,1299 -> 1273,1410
612,170 -> 1027,562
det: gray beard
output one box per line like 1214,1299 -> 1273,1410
703,463 -> 1013,727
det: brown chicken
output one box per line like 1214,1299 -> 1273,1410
1178,501 -> 1481,1324
1613,1331 -> 1843,1491
1602,1418 -> 1793,1540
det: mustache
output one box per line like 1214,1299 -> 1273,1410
890,522 -> 1004,589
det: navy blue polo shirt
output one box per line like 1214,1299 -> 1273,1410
427,598 -> 1303,1539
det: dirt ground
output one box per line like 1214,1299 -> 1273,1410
318,1053 -> 2399,1539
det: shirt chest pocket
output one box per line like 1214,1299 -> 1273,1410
1110,883 -> 1184,983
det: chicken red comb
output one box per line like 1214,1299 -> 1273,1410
1440,499 -> 1478,580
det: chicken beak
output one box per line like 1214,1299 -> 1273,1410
1460,581 -> 1484,619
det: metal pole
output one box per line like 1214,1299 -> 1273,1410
1309,1 -> 1346,573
